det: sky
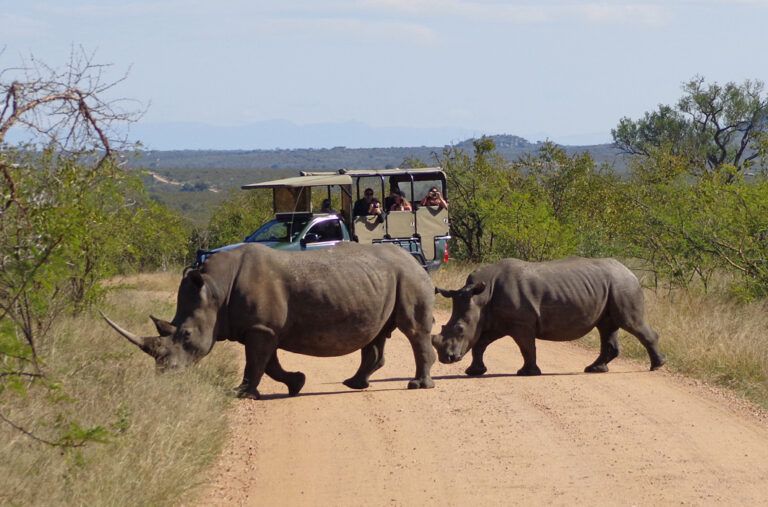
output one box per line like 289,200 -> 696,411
3,1 -> 768,149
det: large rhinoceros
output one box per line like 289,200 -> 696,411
432,257 -> 666,376
102,242 -> 437,399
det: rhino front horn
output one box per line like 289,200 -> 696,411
100,311 -> 147,350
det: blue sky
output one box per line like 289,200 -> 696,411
3,1 -> 768,148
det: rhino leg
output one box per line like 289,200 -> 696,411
465,333 -> 503,376
343,333 -> 388,390
403,329 -> 436,389
513,330 -> 541,376
624,322 -> 667,371
265,352 -> 306,396
466,342 -> 489,376
237,329 -> 279,400
585,324 -> 620,373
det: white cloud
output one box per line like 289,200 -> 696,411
263,16 -> 440,45
359,0 -> 678,26
577,3 -> 671,26
0,14 -> 48,38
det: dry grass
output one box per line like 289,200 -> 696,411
431,262 -> 476,312
637,290 -> 768,406
0,271 -> 241,506
432,261 -> 768,408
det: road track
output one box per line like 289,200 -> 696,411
193,311 -> 768,506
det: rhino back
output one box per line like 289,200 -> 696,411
205,243 -> 433,356
479,257 -> 642,341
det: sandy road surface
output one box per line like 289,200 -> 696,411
194,312 -> 768,506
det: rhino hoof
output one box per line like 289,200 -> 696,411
343,377 -> 369,390
651,353 -> 667,371
288,372 -> 306,396
517,366 -> 542,376
465,365 -> 487,377
585,364 -> 609,373
407,377 -> 435,389
236,389 -> 261,400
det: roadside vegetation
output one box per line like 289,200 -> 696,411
1,49 -> 767,506
0,272 -> 240,505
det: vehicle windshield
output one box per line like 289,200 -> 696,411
245,218 -> 310,243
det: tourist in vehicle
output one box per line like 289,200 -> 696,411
353,188 -> 374,216
420,187 -> 448,209
320,198 -> 336,214
384,189 -> 398,210
389,190 -> 412,211
369,198 -> 384,217
353,188 -> 383,217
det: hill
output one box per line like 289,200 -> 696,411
129,135 -> 625,172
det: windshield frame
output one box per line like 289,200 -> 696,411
245,217 -> 311,243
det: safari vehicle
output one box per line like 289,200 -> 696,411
196,168 -> 451,271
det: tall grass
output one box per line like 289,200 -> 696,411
432,262 -> 768,409
0,272 -> 241,506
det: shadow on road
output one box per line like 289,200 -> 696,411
250,368 -> 654,401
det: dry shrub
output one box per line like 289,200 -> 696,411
0,271 -> 240,506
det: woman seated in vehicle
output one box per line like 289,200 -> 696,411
389,190 -> 412,211
419,187 -> 448,209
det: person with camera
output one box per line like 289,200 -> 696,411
353,188 -> 384,217
389,189 -> 412,211
419,186 -> 448,209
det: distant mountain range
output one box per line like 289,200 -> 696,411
127,120 -> 611,152
129,134 -> 627,173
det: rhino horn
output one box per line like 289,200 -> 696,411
100,311 -> 147,350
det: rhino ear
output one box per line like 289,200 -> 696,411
150,315 -> 176,337
469,282 -> 486,295
186,269 -> 204,289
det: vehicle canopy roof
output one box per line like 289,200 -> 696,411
301,167 -> 445,184
241,173 -> 353,189
240,168 -> 446,216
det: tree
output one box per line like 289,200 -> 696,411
612,76 -> 768,179
0,49 -> 151,447
436,136 -> 511,262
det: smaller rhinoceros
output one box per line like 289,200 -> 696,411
432,257 -> 666,376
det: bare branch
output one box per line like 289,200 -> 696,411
0,47 -> 144,154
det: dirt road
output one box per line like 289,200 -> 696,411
195,312 -> 768,506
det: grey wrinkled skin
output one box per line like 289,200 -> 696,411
433,257 -> 666,376
103,242 -> 436,399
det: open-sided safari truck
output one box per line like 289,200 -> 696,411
195,168 -> 451,271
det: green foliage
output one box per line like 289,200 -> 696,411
613,76 -> 768,178
440,139 -> 620,263
618,156 -> 768,298
437,137 -> 510,261
197,187 -> 273,251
